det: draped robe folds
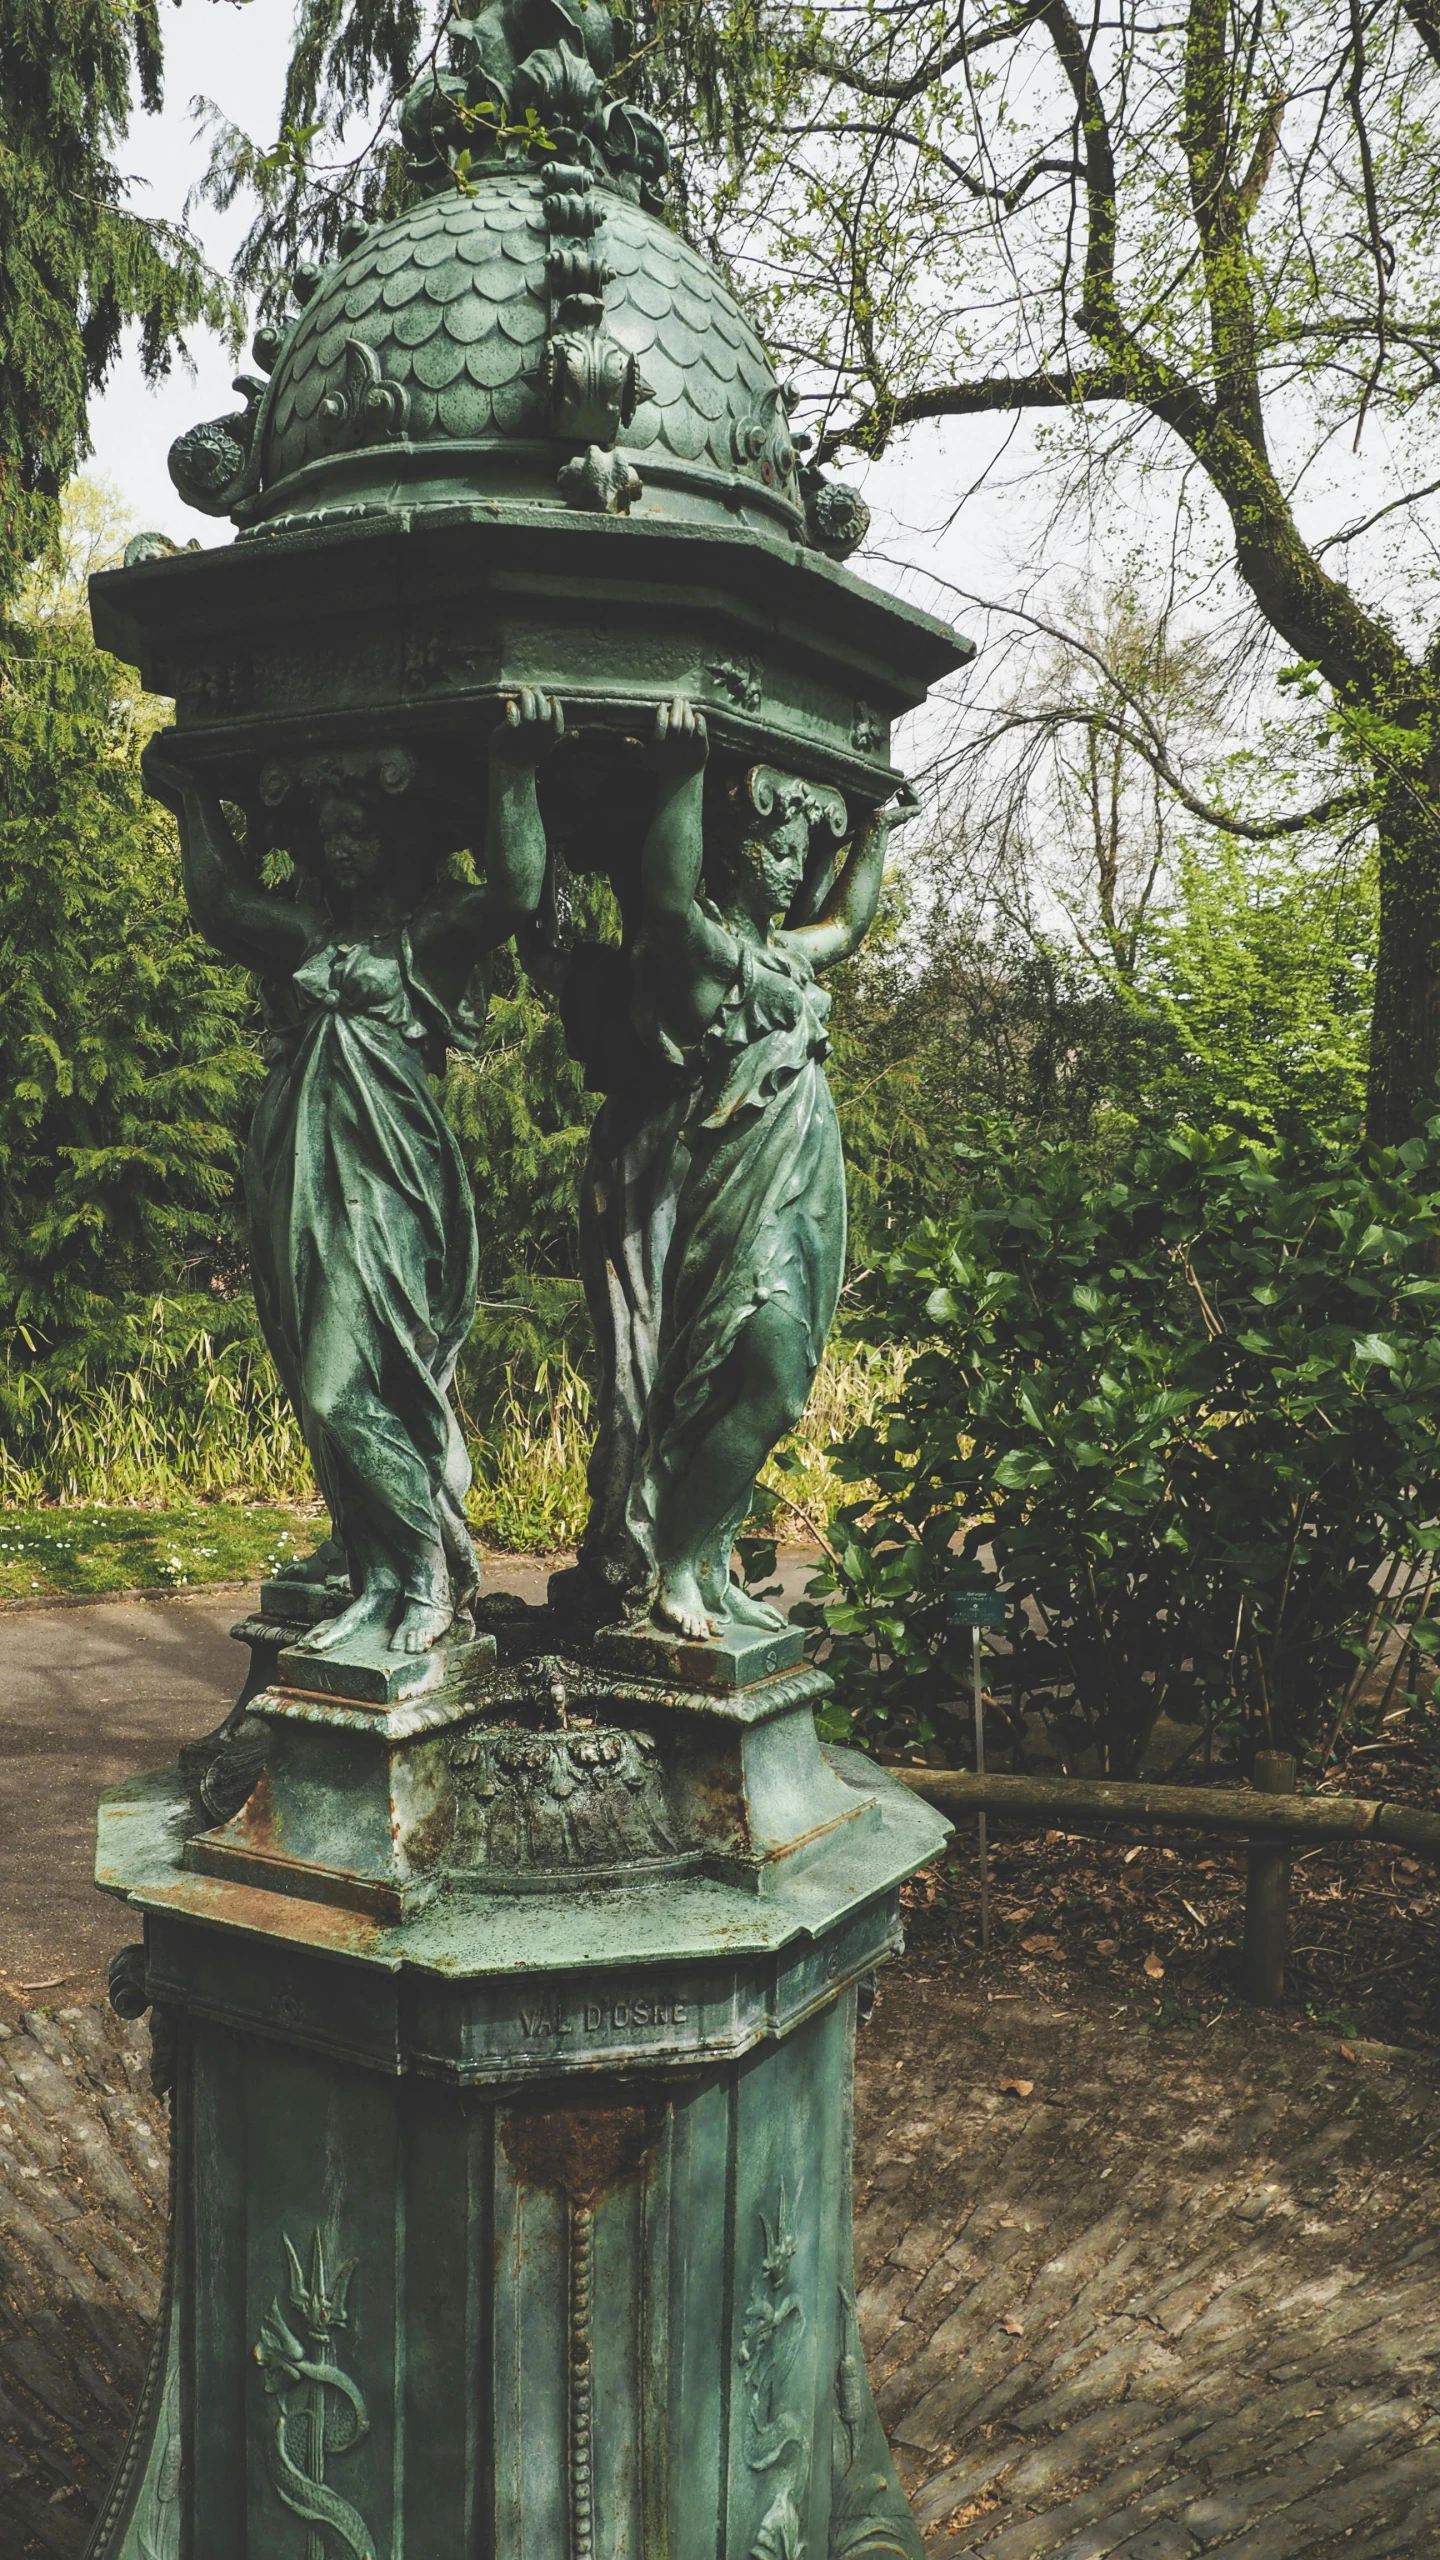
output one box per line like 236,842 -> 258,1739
561,938 -> 694,1598
630,935 -> 844,1562
245,933 -> 479,1617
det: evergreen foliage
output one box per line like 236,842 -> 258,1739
443,951 -> 594,1420
193,0 -> 434,301
0,0 -> 240,603
0,583 -> 259,1424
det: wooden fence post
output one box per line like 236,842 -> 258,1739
1244,1750 -> 1296,2005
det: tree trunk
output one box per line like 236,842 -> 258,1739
1367,761 -> 1440,1144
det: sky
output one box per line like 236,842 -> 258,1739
87,0 -> 1020,687
89,3 -> 285,536
87,0 -> 1432,817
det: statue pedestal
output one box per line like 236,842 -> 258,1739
88,1612 -> 948,2560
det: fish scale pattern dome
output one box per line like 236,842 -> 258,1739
258,169 -> 798,520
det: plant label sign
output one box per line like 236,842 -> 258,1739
948,1592 -> 1008,1628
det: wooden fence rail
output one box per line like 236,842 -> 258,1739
892,1761 -> 1440,2005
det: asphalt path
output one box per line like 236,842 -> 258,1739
0,1559 -> 556,1998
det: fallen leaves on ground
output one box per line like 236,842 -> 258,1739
896,1744 -> 1440,2052
1000,2077 -> 1034,2099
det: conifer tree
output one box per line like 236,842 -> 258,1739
0,0 -> 239,601
0,505 -> 258,1387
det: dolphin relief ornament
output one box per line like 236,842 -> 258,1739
142,693 -> 564,1657
628,701 -> 905,1643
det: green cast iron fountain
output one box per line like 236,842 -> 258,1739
86,10 -> 972,2552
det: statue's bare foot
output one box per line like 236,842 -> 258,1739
392,1598 -> 454,1655
653,1568 -> 718,1642
722,1584 -> 788,1633
271,1534 -> 346,1588
296,1586 -> 395,1654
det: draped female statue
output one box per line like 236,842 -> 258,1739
630,699 -> 898,1642
143,694 -> 562,1656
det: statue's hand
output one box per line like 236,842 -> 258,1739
492,688 -> 565,766
648,697 -> 708,775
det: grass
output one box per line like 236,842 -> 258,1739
0,1327 -> 908,1595
463,1334 -> 908,1555
0,1313 -> 313,1506
466,1351 -> 593,1553
0,1504 -> 325,1601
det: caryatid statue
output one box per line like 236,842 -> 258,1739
626,702 -> 901,1641
144,692 -> 564,1657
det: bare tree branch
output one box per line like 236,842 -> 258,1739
1314,475 -> 1440,556
792,2 -> 1054,103
977,704 -> 1366,839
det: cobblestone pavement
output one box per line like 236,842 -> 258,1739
0,2001 -> 166,2557
860,1962 -> 1440,2557
0,1964 -> 1436,2555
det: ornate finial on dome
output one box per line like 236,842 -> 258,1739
399,0 -> 669,208
540,158 -> 646,473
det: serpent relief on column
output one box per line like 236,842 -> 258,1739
142,693 -> 563,1656
629,698 -> 904,1644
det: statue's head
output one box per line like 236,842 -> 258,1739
314,785 -> 385,890
706,767 -> 849,927
260,746 -> 421,903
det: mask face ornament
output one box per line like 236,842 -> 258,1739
86,20 -> 974,2555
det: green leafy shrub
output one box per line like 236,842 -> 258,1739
1136,835 -> 1377,1139
806,1121 -> 1440,1773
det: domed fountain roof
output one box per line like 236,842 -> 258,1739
255,171 -> 797,523
164,0 -> 873,556
168,169 -> 837,548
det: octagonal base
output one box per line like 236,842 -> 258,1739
90,1970 -> 922,2560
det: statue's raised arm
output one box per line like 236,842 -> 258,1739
143,741 -> 320,973
408,689 -> 563,1014
780,794 -> 906,974
628,706 -> 880,1644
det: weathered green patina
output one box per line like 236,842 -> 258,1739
86,9 -> 971,2548
628,704 -> 898,1643
145,693 -> 563,1659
